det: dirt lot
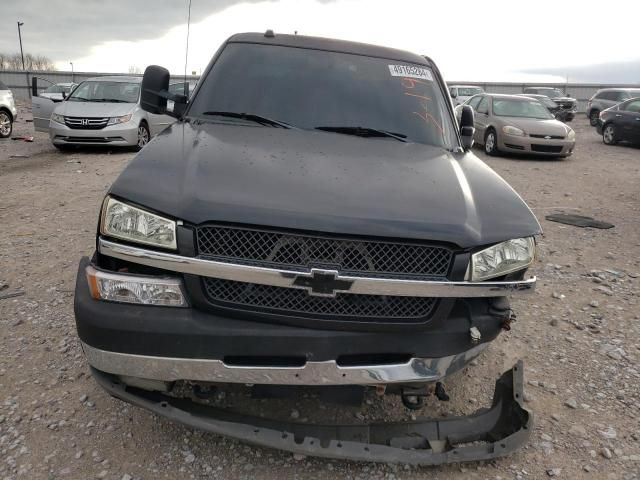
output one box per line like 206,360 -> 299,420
1,104 -> 639,480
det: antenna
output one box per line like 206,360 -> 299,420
184,0 -> 192,81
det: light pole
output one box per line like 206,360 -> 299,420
17,21 -> 25,70
70,62 -> 74,82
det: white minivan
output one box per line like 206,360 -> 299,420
32,76 -> 176,150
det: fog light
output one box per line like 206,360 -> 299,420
86,266 -> 187,307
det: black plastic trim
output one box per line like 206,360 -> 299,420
90,361 -> 532,465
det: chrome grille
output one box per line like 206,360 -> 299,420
203,277 -> 437,322
530,134 -> 564,140
64,116 -> 109,130
196,225 -> 453,278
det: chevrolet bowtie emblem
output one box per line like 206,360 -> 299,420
292,268 -> 354,297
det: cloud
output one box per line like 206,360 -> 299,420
0,0 -> 286,62
4,0 -> 640,82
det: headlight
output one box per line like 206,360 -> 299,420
567,129 -> 575,140
470,237 -> 535,281
107,113 -> 133,125
51,113 -> 65,124
86,266 -> 186,307
502,125 -> 525,136
100,196 -> 177,249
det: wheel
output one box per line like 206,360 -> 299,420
589,110 -> 600,127
134,122 -> 150,151
484,128 -> 499,156
602,123 -> 617,145
0,110 -> 12,138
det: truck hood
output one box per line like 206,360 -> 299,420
110,121 -> 541,248
54,101 -> 135,117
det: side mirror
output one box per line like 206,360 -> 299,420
141,65 -> 188,118
460,105 -> 475,150
450,92 -> 457,98
141,65 -> 170,114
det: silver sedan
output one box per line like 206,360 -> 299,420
457,93 -> 576,158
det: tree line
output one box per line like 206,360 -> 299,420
0,52 -> 56,71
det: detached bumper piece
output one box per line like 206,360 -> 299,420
92,361 -> 531,465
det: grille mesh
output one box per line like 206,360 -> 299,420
203,277 -> 437,322
196,225 -> 452,278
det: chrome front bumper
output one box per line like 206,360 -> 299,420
98,238 -> 536,298
83,341 -> 488,385
91,361 -> 532,464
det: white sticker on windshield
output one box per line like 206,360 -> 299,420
388,65 -> 433,81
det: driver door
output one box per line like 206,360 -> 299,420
31,77 -> 61,132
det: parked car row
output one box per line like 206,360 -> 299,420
449,84 -> 640,152
455,93 -> 575,158
586,88 -> 640,126
449,84 -> 578,124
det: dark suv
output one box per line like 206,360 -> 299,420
523,87 -> 577,121
74,32 -> 539,464
587,88 -> 640,126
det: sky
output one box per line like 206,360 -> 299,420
2,0 -> 640,82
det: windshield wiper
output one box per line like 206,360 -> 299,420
315,126 -> 407,142
91,98 -> 129,103
200,111 -> 293,129
69,96 -> 90,102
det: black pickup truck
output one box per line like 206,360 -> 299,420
74,32 -> 540,465
523,87 -> 577,121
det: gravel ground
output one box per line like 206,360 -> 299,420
1,104 -> 639,480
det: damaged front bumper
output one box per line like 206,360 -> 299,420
91,361 -> 532,465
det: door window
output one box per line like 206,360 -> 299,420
615,91 -> 630,101
467,95 -> 482,110
623,100 -> 640,113
476,96 -> 489,114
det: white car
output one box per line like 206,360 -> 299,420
39,82 -> 78,101
32,76 -> 176,150
0,80 -> 18,138
449,85 -> 484,106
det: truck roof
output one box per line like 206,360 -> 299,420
227,32 -> 431,66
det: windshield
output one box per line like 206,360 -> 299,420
493,98 -> 554,119
539,88 -> 564,98
188,43 -> 456,148
68,81 -> 140,103
45,85 -> 63,94
458,87 -> 483,96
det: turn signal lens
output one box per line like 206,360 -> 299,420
86,266 -> 187,307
